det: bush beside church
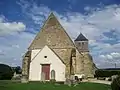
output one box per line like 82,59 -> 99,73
0,64 -> 14,80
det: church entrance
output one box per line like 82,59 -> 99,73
41,64 -> 50,80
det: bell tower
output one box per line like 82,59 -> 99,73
74,33 -> 89,52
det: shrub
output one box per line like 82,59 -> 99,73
95,69 -> 120,77
12,66 -> 22,74
0,64 -> 14,80
111,75 -> 120,90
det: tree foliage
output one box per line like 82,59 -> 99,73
0,64 -> 14,80
12,66 -> 22,74
95,69 -> 120,77
111,75 -> 120,90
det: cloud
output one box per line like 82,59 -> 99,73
57,5 -> 120,41
100,52 -> 120,60
55,5 -> 120,68
17,0 -> 50,25
0,14 -> 31,66
0,50 -> 5,56
0,32 -> 35,66
11,1 -> 120,68
111,52 -> 120,58
0,15 -> 26,36
97,52 -> 120,68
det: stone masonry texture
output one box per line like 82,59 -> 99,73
22,13 -> 96,80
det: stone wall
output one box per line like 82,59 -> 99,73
28,13 -> 75,50
75,41 -> 89,52
22,51 -> 31,79
52,48 -> 73,77
75,50 -> 84,74
75,51 -> 95,78
22,13 -> 96,81
82,52 -> 95,78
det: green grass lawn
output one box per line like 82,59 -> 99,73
0,81 -> 111,90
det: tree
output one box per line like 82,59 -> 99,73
15,66 -> 22,74
111,75 -> 120,90
0,64 -> 14,80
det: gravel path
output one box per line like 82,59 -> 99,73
82,79 -> 112,85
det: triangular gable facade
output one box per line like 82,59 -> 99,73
29,45 -> 66,81
28,13 -> 75,50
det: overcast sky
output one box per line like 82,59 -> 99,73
0,0 -> 120,68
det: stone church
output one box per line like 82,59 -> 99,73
22,13 -> 96,81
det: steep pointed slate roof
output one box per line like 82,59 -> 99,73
28,12 -> 75,50
75,33 -> 88,41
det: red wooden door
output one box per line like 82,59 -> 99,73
41,64 -> 50,80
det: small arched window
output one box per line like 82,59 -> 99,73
51,70 -> 55,80
79,43 -> 81,46
82,42 -> 84,45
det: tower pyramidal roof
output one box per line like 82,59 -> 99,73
75,33 -> 88,41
